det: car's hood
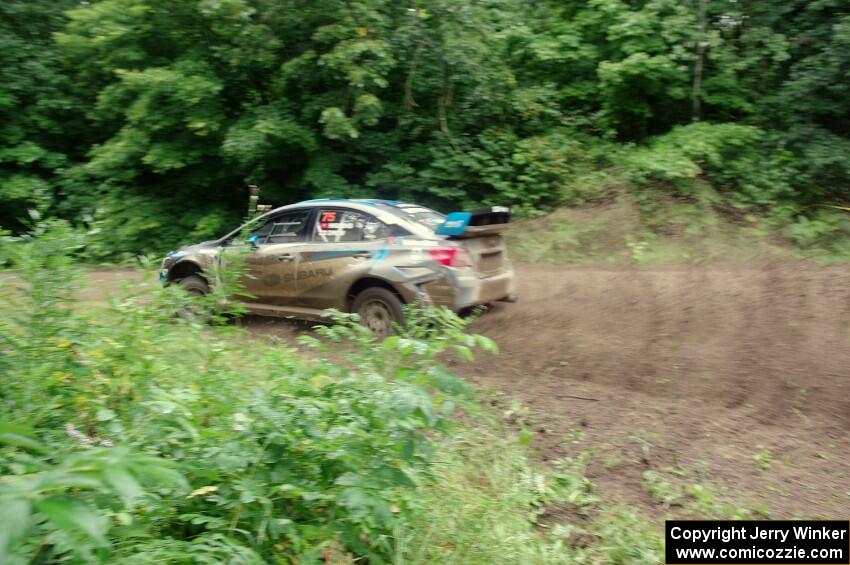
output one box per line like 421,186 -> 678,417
179,239 -> 220,253
163,240 -> 218,265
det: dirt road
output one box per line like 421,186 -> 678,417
460,262 -> 850,519
83,261 -> 850,518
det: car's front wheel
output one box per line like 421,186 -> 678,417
351,287 -> 403,339
176,275 -> 211,322
177,274 -> 210,296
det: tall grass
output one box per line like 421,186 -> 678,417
395,429 -> 569,564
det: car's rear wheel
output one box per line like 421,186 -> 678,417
351,287 -> 403,339
176,275 -> 211,322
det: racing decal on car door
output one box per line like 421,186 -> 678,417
280,268 -> 334,283
303,249 -> 368,262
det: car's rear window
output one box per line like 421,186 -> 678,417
381,202 -> 445,230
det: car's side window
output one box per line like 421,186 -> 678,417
313,209 -> 389,243
251,209 -> 311,245
248,219 -> 275,241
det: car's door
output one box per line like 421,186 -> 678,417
296,207 -> 392,310
232,208 -> 312,309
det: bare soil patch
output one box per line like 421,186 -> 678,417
460,261 -> 850,519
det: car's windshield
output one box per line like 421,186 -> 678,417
219,213 -> 273,244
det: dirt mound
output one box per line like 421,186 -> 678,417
458,261 -> 850,518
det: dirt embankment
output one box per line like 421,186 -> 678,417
459,262 -> 850,519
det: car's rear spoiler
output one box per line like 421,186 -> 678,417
435,206 -> 511,238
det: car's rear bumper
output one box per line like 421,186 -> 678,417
421,267 -> 517,311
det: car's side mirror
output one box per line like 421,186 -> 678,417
247,234 -> 260,249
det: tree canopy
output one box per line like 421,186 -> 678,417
1,0 -> 848,256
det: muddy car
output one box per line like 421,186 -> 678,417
160,198 -> 517,335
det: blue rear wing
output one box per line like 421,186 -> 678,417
435,206 -> 511,238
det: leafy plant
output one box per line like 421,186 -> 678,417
0,222 -> 497,562
0,426 -> 186,564
642,470 -> 683,508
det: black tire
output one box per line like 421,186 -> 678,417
177,275 -> 210,296
176,275 -> 211,322
459,304 -> 490,319
351,287 -> 404,339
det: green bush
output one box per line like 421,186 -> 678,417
784,209 -> 850,256
80,193 -> 239,262
617,122 -> 796,208
0,222 -> 494,563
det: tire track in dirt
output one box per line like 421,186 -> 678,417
462,261 -> 850,519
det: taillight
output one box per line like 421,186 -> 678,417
428,246 -> 470,267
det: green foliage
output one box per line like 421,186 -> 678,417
505,197 -> 809,265
80,192 -> 238,263
0,223 -> 495,562
0,434 -> 186,564
394,430 -> 572,564
784,209 -> 850,255
752,448 -> 773,471
642,470 -> 683,507
616,122 -> 795,207
0,0 -> 848,256
0,1 -> 79,232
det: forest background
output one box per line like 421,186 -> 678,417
1,0 -> 848,257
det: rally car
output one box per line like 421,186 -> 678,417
160,198 -> 517,336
